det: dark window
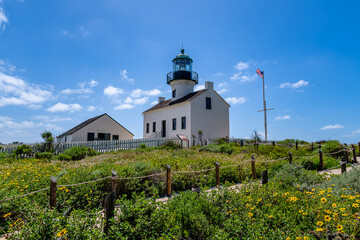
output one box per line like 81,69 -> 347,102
98,133 -> 110,141
153,122 -> 156,132
65,136 -> 67,142
162,120 -> 166,137
206,97 -> 212,109
172,118 -> 176,130
87,132 -> 95,141
146,123 -> 149,133
112,135 -> 119,140
98,133 -> 105,140
181,116 -> 186,129
172,89 -> 176,98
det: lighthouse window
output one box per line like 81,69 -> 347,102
172,89 -> 176,98
181,116 -> 186,129
153,122 -> 156,132
206,97 -> 212,109
146,123 -> 149,133
172,118 -> 176,130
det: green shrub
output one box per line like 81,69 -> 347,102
60,146 -> 97,161
158,141 -> 181,150
35,152 -> 53,160
321,140 -> 343,155
13,144 -> 32,158
139,143 -> 147,149
58,153 -> 72,161
320,167 -> 360,195
273,163 -> 323,191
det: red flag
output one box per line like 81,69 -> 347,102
256,69 -> 264,79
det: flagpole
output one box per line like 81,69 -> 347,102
263,71 -> 267,142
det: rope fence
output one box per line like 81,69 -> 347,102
1,147 -> 358,204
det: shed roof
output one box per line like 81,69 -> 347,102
58,113 -> 134,137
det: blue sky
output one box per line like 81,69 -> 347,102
0,0 -> 359,144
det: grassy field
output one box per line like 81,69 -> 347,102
0,140 -> 359,239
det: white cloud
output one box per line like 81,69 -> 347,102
0,72 -> 52,108
0,7 -> 8,31
275,115 -> 291,120
0,59 -> 16,74
217,89 -> 228,94
46,103 -> 82,113
234,61 -> 249,71
225,97 -> 247,105
104,86 -> 124,96
353,129 -> 360,134
218,82 -> 229,88
231,73 -> 257,83
280,80 -> 309,89
0,116 -> 41,130
194,85 -> 205,91
130,89 -> 161,98
150,100 -> 158,105
114,103 -> 134,110
60,80 -> 97,95
124,96 -> 148,105
321,124 -> 344,130
120,69 -> 134,83
87,105 -> 102,112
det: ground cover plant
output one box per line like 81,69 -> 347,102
0,141 -> 358,238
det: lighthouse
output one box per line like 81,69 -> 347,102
167,49 -> 198,100
143,48 -> 230,145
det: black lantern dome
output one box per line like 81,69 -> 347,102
167,49 -> 198,85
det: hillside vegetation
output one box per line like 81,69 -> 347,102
0,140 -> 359,239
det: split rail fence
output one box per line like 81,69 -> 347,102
1,146 -> 358,234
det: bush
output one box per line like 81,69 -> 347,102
321,140 -> 343,155
199,143 -> 236,155
58,153 -> 72,161
320,167 -> 360,195
35,152 -> 53,160
158,141 -> 181,150
13,144 -> 32,158
273,163 -> 323,191
60,146 -> 97,161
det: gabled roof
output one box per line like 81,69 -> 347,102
143,89 -> 207,113
58,113 -> 134,137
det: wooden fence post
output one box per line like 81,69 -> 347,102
111,171 -> 117,193
352,144 -> 357,163
358,142 -> 360,156
296,141 -> 298,150
215,162 -> 220,189
240,140 -> 243,147
311,142 -> 314,151
166,164 -> 171,197
50,176 -> 57,209
104,192 -> 116,234
262,170 -> 268,184
251,155 -> 256,179
344,148 -> 349,163
318,143 -> 321,150
272,141 -> 275,146
319,150 -> 324,171
341,161 -> 346,174
289,152 -> 293,164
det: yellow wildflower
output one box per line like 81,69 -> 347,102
332,203 -> 337,208
324,215 -> 331,222
337,225 -> 343,231
3,213 -> 11,218
248,212 -> 253,218
57,228 -> 67,237
317,221 -> 323,226
320,198 -> 327,204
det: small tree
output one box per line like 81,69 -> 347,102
250,129 -> 262,143
40,131 -> 55,153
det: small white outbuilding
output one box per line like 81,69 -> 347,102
142,49 -> 230,145
57,113 -> 133,143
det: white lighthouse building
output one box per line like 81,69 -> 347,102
142,49 -> 230,145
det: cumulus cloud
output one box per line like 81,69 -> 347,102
150,100 -> 158,105
46,103 -> 82,113
234,61 -> 249,71
0,72 -> 52,108
211,72 -> 223,77
0,116 -> 41,130
0,59 -> 16,74
225,97 -> 247,105
280,80 -> 309,89
124,96 -> 148,105
275,115 -> 291,120
217,89 -> 228,94
120,69 -> 134,83
104,86 -> 124,96
87,105 -> 102,112
231,73 -> 257,83
130,89 -> 161,98
114,103 -> 134,110
33,115 -> 72,122
321,124 -> 344,130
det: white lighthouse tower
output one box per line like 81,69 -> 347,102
167,49 -> 199,100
